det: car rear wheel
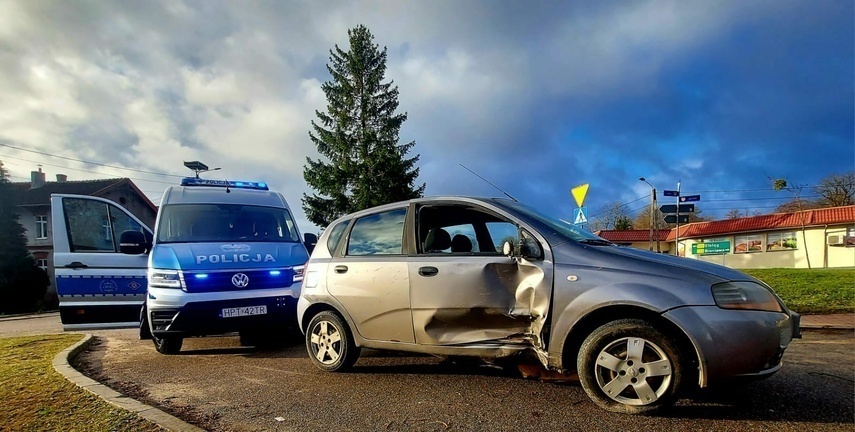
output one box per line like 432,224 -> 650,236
578,319 -> 682,414
152,334 -> 183,355
306,311 -> 360,372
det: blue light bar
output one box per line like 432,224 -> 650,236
194,274 -> 208,279
180,178 -> 269,190
269,270 -> 281,276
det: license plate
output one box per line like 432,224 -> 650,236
221,305 -> 267,318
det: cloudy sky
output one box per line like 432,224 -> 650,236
1,1 -> 852,231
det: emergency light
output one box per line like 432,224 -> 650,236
180,178 -> 269,190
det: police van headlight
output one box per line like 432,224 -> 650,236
149,270 -> 185,289
293,265 -> 305,283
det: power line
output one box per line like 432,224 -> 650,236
0,142 -> 185,178
0,153 -> 178,185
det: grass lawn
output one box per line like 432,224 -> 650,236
742,268 -> 855,315
0,334 -> 161,432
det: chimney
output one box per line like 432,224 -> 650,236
56,174 -> 68,182
30,166 -> 46,189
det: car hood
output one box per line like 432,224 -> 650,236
552,243 -> 755,284
150,242 -> 309,271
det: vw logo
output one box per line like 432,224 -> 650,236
231,273 -> 249,288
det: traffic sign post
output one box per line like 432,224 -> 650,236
659,204 -> 695,214
571,184 -> 590,230
664,214 -> 689,224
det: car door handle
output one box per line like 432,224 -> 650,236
334,265 -> 348,274
65,261 -> 88,269
418,266 -> 439,277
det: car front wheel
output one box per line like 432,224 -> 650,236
578,319 -> 683,414
152,334 -> 183,355
306,311 -> 360,372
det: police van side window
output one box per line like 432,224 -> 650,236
347,209 -> 406,256
326,221 -> 349,255
64,198 -> 146,252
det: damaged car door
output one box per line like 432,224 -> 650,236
407,202 -> 554,350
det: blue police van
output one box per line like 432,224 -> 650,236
51,178 -> 316,354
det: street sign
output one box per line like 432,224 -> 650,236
692,241 -> 731,255
573,207 -> 588,225
659,204 -> 695,214
663,190 -> 680,197
680,195 -> 701,202
664,214 -> 689,224
571,184 -> 589,208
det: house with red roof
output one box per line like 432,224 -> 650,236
12,168 -> 158,302
594,229 -> 672,253
666,205 -> 855,268
596,206 -> 854,268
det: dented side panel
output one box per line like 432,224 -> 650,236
407,254 -> 553,354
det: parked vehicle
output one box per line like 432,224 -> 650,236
52,178 -> 316,354
297,197 -> 800,413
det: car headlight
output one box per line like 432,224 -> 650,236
711,281 -> 783,313
149,270 -> 185,289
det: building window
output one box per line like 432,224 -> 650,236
767,231 -> 798,251
36,259 -> 48,272
734,234 -> 763,254
36,215 -> 48,239
847,226 -> 855,247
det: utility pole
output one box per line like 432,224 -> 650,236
639,177 -> 658,252
675,180 -> 681,256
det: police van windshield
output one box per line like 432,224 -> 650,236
157,204 -> 300,243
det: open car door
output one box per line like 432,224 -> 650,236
51,194 -> 152,330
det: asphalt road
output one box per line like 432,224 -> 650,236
63,327 -> 853,431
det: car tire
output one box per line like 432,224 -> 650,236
152,334 -> 183,355
578,319 -> 683,414
306,311 -> 360,372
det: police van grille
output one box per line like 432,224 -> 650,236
182,269 -> 293,293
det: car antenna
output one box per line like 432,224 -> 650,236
459,164 -> 518,202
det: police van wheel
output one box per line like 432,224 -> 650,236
152,335 -> 183,355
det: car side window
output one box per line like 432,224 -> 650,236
347,209 -> 407,256
326,220 -> 349,254
486,221 -> 519,253
64,198 -> 147,252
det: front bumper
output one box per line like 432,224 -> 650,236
664,306 -> 799,387
148,295 -> 297,338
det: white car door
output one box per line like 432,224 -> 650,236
51,194 -> 152,330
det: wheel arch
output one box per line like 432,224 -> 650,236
561,305 -> 703,389
301,302 -> 347,333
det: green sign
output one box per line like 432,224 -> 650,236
692,241 -> 731,255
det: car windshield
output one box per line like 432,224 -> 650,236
156,204 -> 300,243
500,200 -> 611,244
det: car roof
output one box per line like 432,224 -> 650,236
159,185 -> 289,208
327,196 -> 516,224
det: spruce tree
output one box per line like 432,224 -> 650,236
303,25 -> 425,227
0,161 -> 49,313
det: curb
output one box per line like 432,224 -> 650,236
800,324 -> 853,330
52,334 -> 205,432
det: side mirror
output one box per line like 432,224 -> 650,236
304,232 -> 318,255
119,230 -> 149,255
502,235 -> 542,261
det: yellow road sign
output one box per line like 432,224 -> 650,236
571,184 -> 589,208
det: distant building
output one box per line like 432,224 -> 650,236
596,206 -> 855,269
12,168 -> 158,302
595,229 -> 672,253
668,205 -> 855,269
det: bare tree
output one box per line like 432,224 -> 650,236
814,172 -> 855,207
591,201 -> 632,231
772,178 -> 811,268
725,209 -> 743,219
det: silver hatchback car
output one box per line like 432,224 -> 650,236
297,197 -> 800,413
